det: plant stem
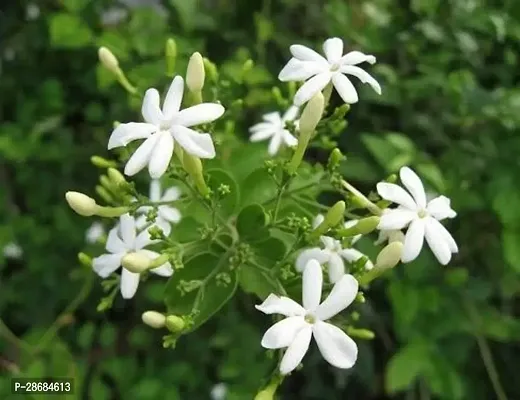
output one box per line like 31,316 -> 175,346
0,319 -> 33,354
341,180 -> 382,215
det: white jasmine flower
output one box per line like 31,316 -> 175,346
136,179 -> 181,236
85,222 -> 105,244
296,215 -> 374,283
279,37 -> 381,106
210,383 -> 227,400
3,242 -> 22,259
108,76 -> 225,179
92,214 -> 173,299
256,259 -> 359,375
249,106 -> 299,155
376,166 -> 458,265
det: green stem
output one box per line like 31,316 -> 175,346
341,180 -> 382,215
0,319 -> 33,355
322,82 -> 333,110
116,70 -> 138,95
286,132 -> 311,175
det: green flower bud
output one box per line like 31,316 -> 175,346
242,59 -> 254,75
347,327 -> 375,340
91,156 -> 116,169
95,185 -> 114,204
311,201 -> 345,238
98,47 -> 119,74
165,315 -> 185,332
121,252 -> 151,273
327,148 -> 346,170
203,57 -> 218,82
186,52 -> 205,92
78,252 -> 92,268
183,153 -> 209,196
66,192 -> 97,216
338,216 -> 380,237
107,168 -> 127,188
299,92 -> 324,135
254,376 -> 282,400
165,38 -> 177,77
375,241 -> 403,269
142,311 -> 166,329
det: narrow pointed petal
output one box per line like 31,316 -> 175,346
294,72 -> 331,106
255,294 -> 305,317
313,321 -> 358,368
377,209 -> 416,230
162,187 -> 181,202
119,214 -> 136,246
171,126 -> 216,158
148,132 -> 174,179
155,217 -> 173,236
282,105 -> 300,122
279,326 -> 313,375
162,76 -> 184,119
339,248 -> 364,263
124,134 -> 160,176
332,74 -> 358,104
424,218 -> 454,264
428,217 -> 458,253
401,218 -> 425,263
108,123 -> 156,150
159,205 -> 181,223
315,274 -> 358,320
340,66 -> 381,95
250,122 -> 276,133
327,253 -> 345,283
134,214 -> 148,231
302,259 -> 323,310
282,131 -> 298,147
340,51 -> 376,65
93,253 -> 123,278
120,268 -> 140,299
263,112 -> 282,124
141,88 -> 163,125
295,248 -> 329,272
250,128 -> 275,142
134,229 -> 157,250
174,103 -> 225,127
267,133 -> 283,155
376,182 -> 417,209
399,167 -> 427,208
323,37 -> 344,63
105,228 -> 126,254
279,58 -> 310,81
427,195 -> 457,220
260,316 -> 308,349
290,45 -> 328,65
149,179 -> 161,201
320,236 -> 336,249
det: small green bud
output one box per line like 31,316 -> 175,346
183,153 -> 209,196
66,191 -> 97,217
107,168 -> 127,188
254,376 -> 282,399
95,185 -> 114,204
311,201 -> 345,238
121,252 -> 151,273
299,92 -> 325,135
165,38 -> 177,77
203,57 -> 218,82
142,311 -> 166,329
338,216 -> 380,237
375,241 -> 403,269
91,156 -> 116,169
347,327 -> 375,340
242,59 -> 254,75
98,47 -> 119,74
327,148 -> 346,170
165,315 -> 186,332
78,252 -> 92,268
186,52 -> 205,92
385,174 -> 398,183
272,87 -> 285,106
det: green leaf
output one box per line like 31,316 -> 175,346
241,168 -> 277,206
128,9 -> 168,56
49,13 -> 93,48
239,264 -> 285,300
169,0 -> 199,31
416,162 -> 445,192
424,353 -> 465,400
361,132 -> 415,173
61,0 -> 90,12
385,342 -> 431,393
170,216 -> 203,243
251,236 -> 287,264
207,169 -> 239,217
164,253 -> 237,332
236,204 -> 268,240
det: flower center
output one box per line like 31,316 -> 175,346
417,208 -> 428,218
330,63 -> 340,72
304,313 -> 316,324
159,119 -> 172,130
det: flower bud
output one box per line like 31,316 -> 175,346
324,201 -> 346,228
347,327 -> 375,340
95,185 -> 114,204
375,241 -> 403,269
186,52 -> 205,92
203,57 -> 218,82
91,156 -> 116,169
165,38 -> 177,77
165,315 -> 185,332
121,252 -> 151,273
142,311 -> 166,329
107,168 -> 127,188
183,153 -> 209,196
98,47 -> 119,74
78,252 -> 92,268
327,148 -> 345,170
338,216 -> 380,237
66,192 -> 98,216
299,91 -> 324,135
242,59 -> 254,77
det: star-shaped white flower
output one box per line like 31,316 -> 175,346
3,242 -> 22,259
108,75 -> 225,179
279,37 -> 381,106
85,222 -> 105,244
296,215 -> 373,283
136,179 -> 181,237
256,259 -> 359,375
249,106 -> 299,155
92,214 -> 173,299
376,166 -> 458,265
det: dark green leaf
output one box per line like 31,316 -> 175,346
251,236 -> 287,264
385,342 -> 430,393
236,203 -> 268,240
239,264 -> 285,300
49,13 -> 93,48
170,216 -> 203,243
241,168 -> 277,206
207,168 -> 239,217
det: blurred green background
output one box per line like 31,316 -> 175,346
1,0 -> 520,399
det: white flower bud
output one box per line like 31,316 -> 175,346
142,311 -> 166,329
186,52 -> 205,92
299,91 -> 324,135
121,252 -> 151,273
65,192 -> 98,216
375,241 -> 403,269
98,47 -> 119,73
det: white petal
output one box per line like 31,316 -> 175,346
401,218 -> 425,263
295,248 -> 330,272
340,51 -> 376,65
149,179 -> 161,201
343,220 -> 358,230
92,253 -> 123,278
376,182 -> 417,209
106,227 -> 126,253
162,76 -> 184,119
267,133 -> 283,155
124,134 -> 160,176
171,125 -> 215,158
313,214 -> 325,229
134,214 -> 148,231
255,294 -> 305,317
377,209 -> 416,230
302,259 -> 323,310
424,218 -> 454,265
260,316 -> 308,349
120,268 -> 140,299
313,321 -> 358,369
134,228 -> 157,250
428,218 -> 458,253
138,250 -> 174,276
282,105 -> 300,122
250,121 -> 276,133
282,130 -> 298,147
294,72 -> 332,106
332,73 -> 358,104
290,45 -> 328,65
279,326 -> 313,375
263,112 -> 282,124
141,89 -> 163,125
399,167 -> 427,208
107,123 -> 156,150
315,274 -> 358,321
320,236 -> 336,249
159,206 -> 181,223
427,195 -> 457,220
327,253 -> 345,284
119,214 -> 136,246
340,66 -> 381,95
174,103 -> 225,127
154,217 -> 173,236
279,58 -> 314,81
148,132 -> 174,179
323,37 -> 344,63
339,248 -> 364,263
162,187 -> 181,202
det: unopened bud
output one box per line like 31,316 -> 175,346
347,327 -> 375,340
98,47 -> 119,74
95,185 -> 114,204
165,315 -> 185,332
339,216 -> 380,237
66,192 -> 97,216
299,92 -> 324,135
375,241 -> 403,269
183,153 -> 209,196
78,252 -> 92,268
254,376 -> 282,400
327,148 -> 346,169
324,201 -> 346,228
165,38 -> 177,77
186,52 -> 205,92
107,168 -> 127,188
203,57 -> 218,82
91,156 -> 116,169
242,59 -> 254,76
142,311 -> 166,329
121,252 -> 151,273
